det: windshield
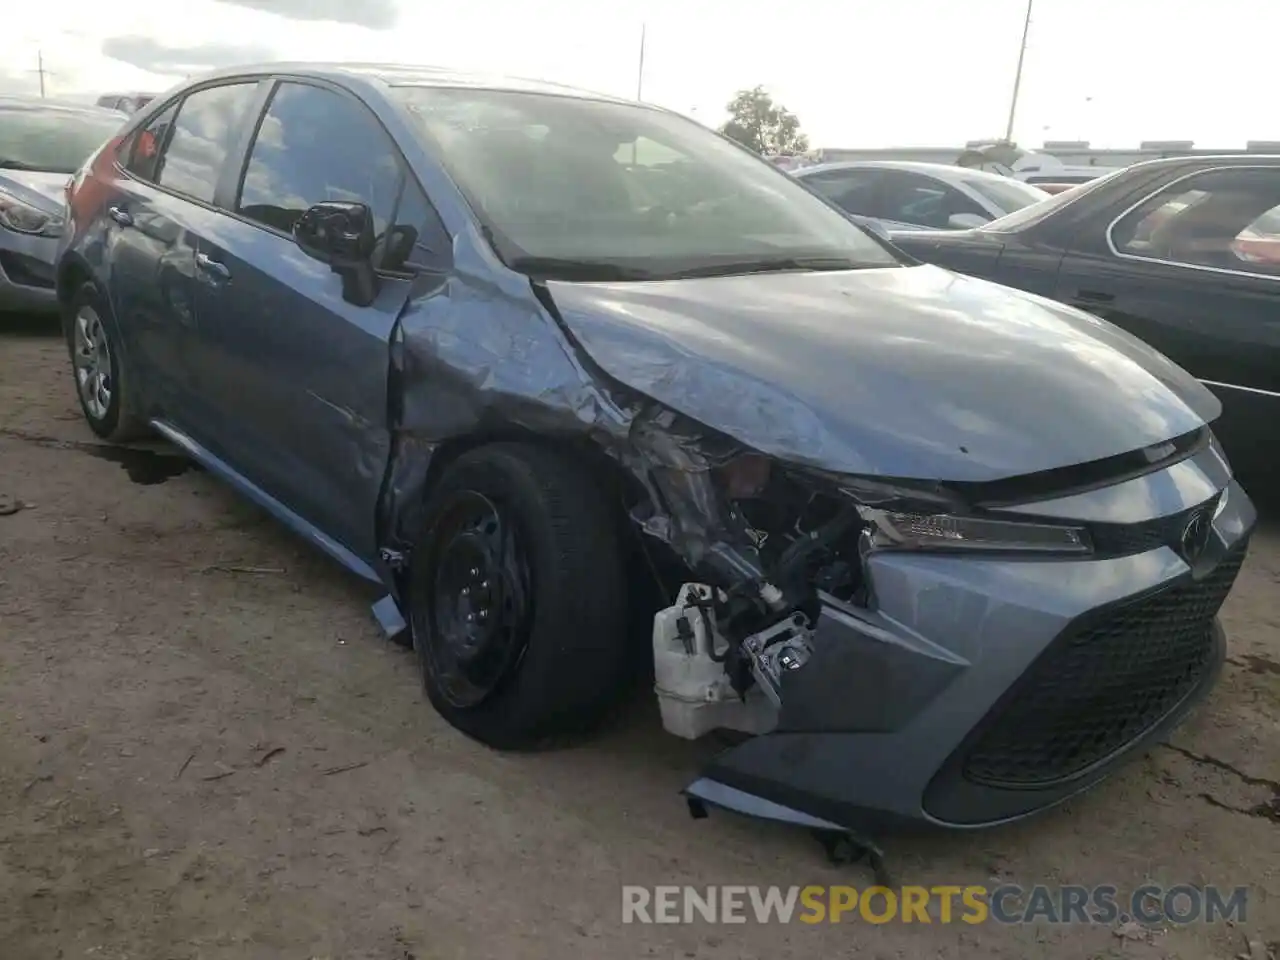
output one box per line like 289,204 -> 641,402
0,106 -> 125,174
977,166 -> 1128,233
960,176 -> 1048,214
391,86 -> 902,280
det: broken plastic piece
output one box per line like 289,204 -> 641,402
741,613 -> 816,707
371,594 -> 408,641
811,829 -> 893,886
683,777 -> 846,831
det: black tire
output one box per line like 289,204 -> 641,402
408,442 -> 629,749
64,282 -> 148,442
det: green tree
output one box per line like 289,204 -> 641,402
718,86 -> 810,156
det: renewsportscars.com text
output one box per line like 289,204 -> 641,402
621,884 -> 1249,925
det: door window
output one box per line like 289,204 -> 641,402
235,82 -> 403,241
799,168 -> 882,217
123,101 -> 178,182
1111,167 -> 1280,277
154,83 -> 259,203
876,170 -> 990,228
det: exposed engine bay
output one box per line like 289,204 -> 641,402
634,407 -> 876,740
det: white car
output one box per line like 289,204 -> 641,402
792,159 -> 1050,232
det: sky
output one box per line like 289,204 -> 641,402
4,0 -> 1278,149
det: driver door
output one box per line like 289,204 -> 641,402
189,79 -> 450,561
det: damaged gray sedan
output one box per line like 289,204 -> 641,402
57,64 -> 1256,843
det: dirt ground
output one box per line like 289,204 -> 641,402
1,316 -> 1277,960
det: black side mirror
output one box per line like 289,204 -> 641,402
293,201 -> 379,306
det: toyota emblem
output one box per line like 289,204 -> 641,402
1179,507 -> 1213,563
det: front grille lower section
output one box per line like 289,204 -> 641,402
961,542 -> 1246,788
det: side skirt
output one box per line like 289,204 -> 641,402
148,419 -> 406,640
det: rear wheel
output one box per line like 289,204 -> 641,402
65,282 -> 147,442
408,443 -> 629,749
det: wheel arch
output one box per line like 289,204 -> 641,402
410,428 -> 644,534
380,426 -> 658,606
55,253 -> 97,339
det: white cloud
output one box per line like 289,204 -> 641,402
2,0 -> 1278,148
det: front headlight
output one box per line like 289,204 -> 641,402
0,190 -> 63,236
857,505 -> 1092,555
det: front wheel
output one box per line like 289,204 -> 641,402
408,443 -> 630,749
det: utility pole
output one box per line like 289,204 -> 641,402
28,50 -> 55,98
1003,0 -> 1033,143
631,23 -> 646,164
635,22 -> 647,101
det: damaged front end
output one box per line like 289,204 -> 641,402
626,401 -> 1085,743
617,402 -> 1254,844
627,404 -> 868,738
375,239 -> 1252,847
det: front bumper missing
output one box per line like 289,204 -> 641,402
683,477 -> 1256,834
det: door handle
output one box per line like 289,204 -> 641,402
107,205 -> 132,227
195,251 -> 231,280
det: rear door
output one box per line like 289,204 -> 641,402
190,78 -> 451,561
1054,164 -> 1280,460
103,81 -> 263,425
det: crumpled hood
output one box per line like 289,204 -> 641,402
545,264 -> 1221,482
0,170 -> 69,214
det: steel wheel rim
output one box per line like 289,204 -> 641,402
73,305 -> 112,420
421,490 -> 534,709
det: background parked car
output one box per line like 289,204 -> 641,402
889,155 -> 1280,487
0,96 -> 127,314
96,92 -> 156,114
793,160 -> 1049,232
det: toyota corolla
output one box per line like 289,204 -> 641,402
57,64 -> 1256,845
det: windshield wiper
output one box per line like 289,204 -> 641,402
0,159 -> 39,170
507,256 -> 658,282
666,256 -> 870,280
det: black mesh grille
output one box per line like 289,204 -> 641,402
962,542 -> 1246,788
1087,495 -> 1220,558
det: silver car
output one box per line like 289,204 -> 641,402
794,159 -> 1050,232
0,97 -> 126,313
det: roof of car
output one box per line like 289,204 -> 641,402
794,159 -> 1022,182
1123,153 -> 1280,170
192,62 -> 632,104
